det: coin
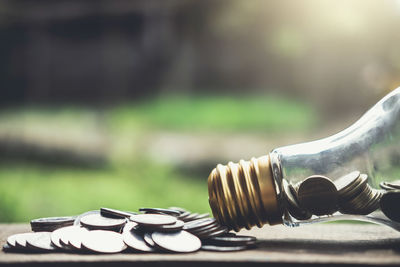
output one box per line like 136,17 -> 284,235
380,182 -> 395,191
143,232 -> 155,247
380,181 -> 400,190
282,180 -> 312,220
168,207 -> 187,214
297,175 -> 339,216
59,226 -> 81,249
51,226 -> 79,249
183,213 -> 201,222
152,231 -> 201,253
6,234 -> 19,247
338,173 -> 367,204
177,211 -> 210,222
15,233 -> 37,248
69,227 -> 89,250
339,175 -> 380,215
80,213 -> 126,230
139,208 -> 181,217
26,232 -> 57,251
183,218 -> 217,231
30,216 -> 76,232
130,214 -> 177,226
81,230 -> 127,253
204,235 -> 257,246
143,220 -> 185,232
194,225 -> 229,239
190,213 -> 210,221
177,211 -> 191,221
74,210 -> 101,226
335,171 -> 361,197
2,243 -> 12,251
380,190 -> 400,222
100,207 -> 134,218
201,245 -> 248,252
188,221 -> 220,235
122,223 -> 154,252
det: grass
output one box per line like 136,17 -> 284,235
0,94 -> 318,222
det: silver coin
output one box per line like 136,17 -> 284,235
58,226 -> 87,250
81,230 -> 127,254
80,213 -> 126,229
6,233 -> 19,247
183,213 -> 200,222
26,232 -> 57,251
69,227 -> 89,250
51,226 -> 79,249
177,211 -> 191,221
152,231 -> 201,253
74,210 -> 100,226
31,216 -> 76,226
201,245 -> 248,252
15,233 -> 37,248
168,207 -> 187,214
189,221 -> 220,235
204,235 -> 257,246
100,207 -> 134,218
196,226 -> 229,239
2,243 -> 12,251
183,218 -> 217,231
189,213 -> 210,221
122,223 -> 154,252
130,214 -> 177,226
139,208 -> 181,217
147,220 -> 185,232
143,232 -> 155,247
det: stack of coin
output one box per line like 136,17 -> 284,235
30,216 -> 76,232
335,172 -> 382,215
3,206 -> 257,254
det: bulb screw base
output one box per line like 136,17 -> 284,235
208,155 -> 282,231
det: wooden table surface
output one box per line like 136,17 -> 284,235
1,223 -> 400,267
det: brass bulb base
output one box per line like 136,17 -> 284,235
208,155 -> 282,231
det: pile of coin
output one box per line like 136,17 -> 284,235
283,171 -> 382,219
336,171 -> 382,215
3,207 -> 257,253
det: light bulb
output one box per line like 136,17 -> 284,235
208,87 -> 400,232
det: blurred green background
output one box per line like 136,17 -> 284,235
1,0 -> 400,222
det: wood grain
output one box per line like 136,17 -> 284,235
1,223 -> 400,267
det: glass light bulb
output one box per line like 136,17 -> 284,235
208,87 -> 400,232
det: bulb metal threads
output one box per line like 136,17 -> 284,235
208,155 -> 282,231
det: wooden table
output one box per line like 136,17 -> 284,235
1,223 -> 400,266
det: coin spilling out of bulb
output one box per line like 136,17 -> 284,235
3,207 -> 257,254
283,171 -> 383,219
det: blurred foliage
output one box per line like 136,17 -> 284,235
110,95 -> 317,132
0,161 -> 209,222
0,95 -> 317,222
